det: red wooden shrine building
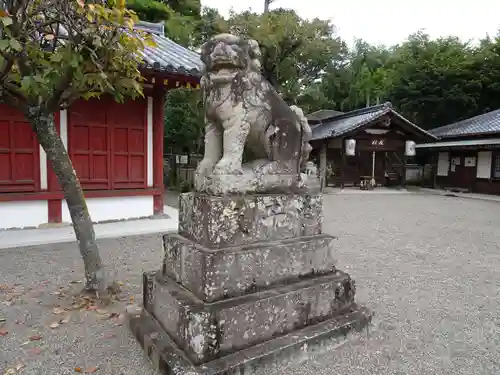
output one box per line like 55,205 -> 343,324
0,21 -> 202,229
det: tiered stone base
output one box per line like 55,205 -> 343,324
129,304 -> 370,375
129,192 -> 372,374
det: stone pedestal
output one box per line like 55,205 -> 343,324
129,192 -> 371,374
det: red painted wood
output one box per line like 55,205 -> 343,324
0,104 -> 40,193
108,98 -> 147,189
48,199 -> 62,223
68,98 -> 147,190
0,188 -> 162,202
153,193 -> 163,215
69,99 -> 109,190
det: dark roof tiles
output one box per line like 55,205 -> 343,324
134,21 -> 202,77
311,102 -> 436,141
430,109 -> 500,138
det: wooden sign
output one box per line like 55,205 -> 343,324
371,139 -> 385,147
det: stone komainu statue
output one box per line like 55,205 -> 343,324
195,33 -> 316,195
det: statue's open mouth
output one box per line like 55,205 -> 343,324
210,56 -> 242,71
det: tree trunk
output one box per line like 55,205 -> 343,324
264,0 -> 272,13
26,107 -> 109,293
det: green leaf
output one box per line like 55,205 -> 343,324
0,39 -> 9,50
0,17 -> 12,26
9,38 -> 22,51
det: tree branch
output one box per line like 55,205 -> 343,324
46,67 -> 74,111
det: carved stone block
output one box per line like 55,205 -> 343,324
143,271 -> 356,364
163,233 -> 337,302
178,192 -> 323,249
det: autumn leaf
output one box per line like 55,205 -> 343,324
0,329 -> 8,336
61,316 -> 71,324
49,322 -> 60,329
74,367 -> 82,373
28,347 -> 42,355
85,367 -> 98,373
53,307 -> 66,315
14,362 -> 25,371
29,334 -> 42,341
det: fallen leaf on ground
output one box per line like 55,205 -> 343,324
52,307 -> 66,315
29,335 -> 42,341
85,367 -> 98,373
28,347 -> 42,355
14,362 -> 25,371
3,369 -> 16,375
112,314 -> 125,326
0,329 -> 8,336
87,305 -> 98,311
102,333 -> 116,339
74,367 -> 82,372
49,322 -> 60,329
61,316 -> 71,324
129,296 -> 135,303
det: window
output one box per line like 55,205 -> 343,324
0,105 -> 39,193
494,153 -> 500,179
69,98 -> 147,190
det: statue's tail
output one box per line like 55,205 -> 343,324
290,105 -> 312,172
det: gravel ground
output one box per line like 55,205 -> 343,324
1,192 -> 500,375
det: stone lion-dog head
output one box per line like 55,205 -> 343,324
200,33 -> 262,78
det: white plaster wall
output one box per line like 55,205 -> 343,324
0,201 -> 48,229
437,152 -> 449,176
61,195 -> 154,223
477,151 -> 492,178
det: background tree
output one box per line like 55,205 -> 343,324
382,32 -> 480,129
164,88 -> 203,154
0,0 -> 149,295
218,9 -> 343,101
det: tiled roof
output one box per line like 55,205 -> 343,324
307,109 -> 344,123
430,109 -> 500,138
134,21 -> 203,78
311,103 -> 437,141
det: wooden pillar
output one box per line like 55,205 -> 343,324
340,139 -> 346,189
402,153 -> 407,187
319,141 -> 327,189
432,151 -> 437,189
153,84 -> 165,215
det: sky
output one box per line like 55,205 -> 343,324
201,0 -> 500,47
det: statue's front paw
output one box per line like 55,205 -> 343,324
213,158 -> 243,175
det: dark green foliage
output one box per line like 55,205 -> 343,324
126,0 -> 171,22
164,88 -> 204,154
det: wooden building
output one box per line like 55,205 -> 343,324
0,21 -> 202,229
416,109 -> 500,194
309,103 -> 437,188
